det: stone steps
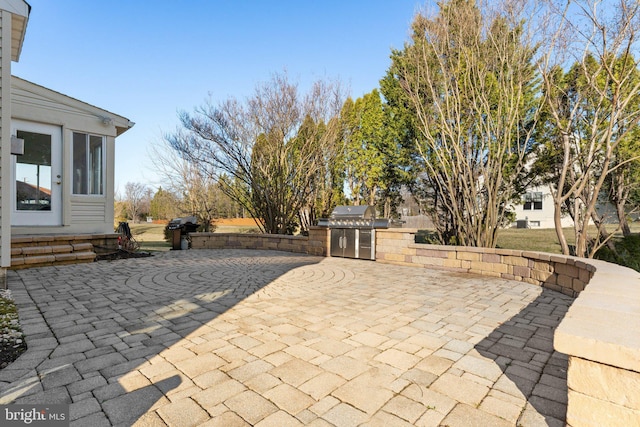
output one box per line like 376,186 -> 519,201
11,243 -> 96,268
10,234 -> 119,269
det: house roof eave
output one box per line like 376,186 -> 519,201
5,0 -> 31,61
116,121 -> 135,136
11,75 -> 135,136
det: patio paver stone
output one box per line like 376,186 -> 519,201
0,249 -> 574,426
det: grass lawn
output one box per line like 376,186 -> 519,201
417,223 -> 640,254
496,227 -> 572,253
128,223 -> 171,252
496,223 -> 640,254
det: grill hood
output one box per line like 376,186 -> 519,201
330,205 -> 375,219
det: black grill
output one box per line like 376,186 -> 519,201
167,216 -> 199,250
167,216 -> 199,231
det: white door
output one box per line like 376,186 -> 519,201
11,120 -> 63,226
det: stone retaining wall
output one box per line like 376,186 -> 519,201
375,228 -> 593,297
375,228 -> 640,427
554,259 -> 640,426
188,226 -> 639,425
189,227 -> 329,257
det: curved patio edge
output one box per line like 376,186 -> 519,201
375,228 -> 640,427
190,228 -> 640,426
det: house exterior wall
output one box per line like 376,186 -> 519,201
0,10 -> 11,270
0,0 -> 29,275
9,80 -> 125,235
512,184 -> 622,229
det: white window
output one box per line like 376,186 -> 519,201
523,192 -> 543,210
73,132 -> 104,195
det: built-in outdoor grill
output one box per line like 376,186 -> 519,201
318,205 -> 389,260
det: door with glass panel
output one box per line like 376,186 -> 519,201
11,120 -> 62,226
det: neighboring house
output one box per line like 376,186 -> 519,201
1,1 -> 133,278
511,184 -> 627,229
512,184 -> 580,229
511,185 -> 566,229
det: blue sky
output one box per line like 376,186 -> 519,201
13,1 -> 422,195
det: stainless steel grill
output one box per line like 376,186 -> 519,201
319,205 -> 389,260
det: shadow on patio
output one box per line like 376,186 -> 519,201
0,249 -> 322,425
475,288 -> 573,426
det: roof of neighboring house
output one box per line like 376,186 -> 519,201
11,75 -> 135,136
16,180 -> 51,199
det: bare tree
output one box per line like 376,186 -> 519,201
149,141 -> 219,231
123,182 -> 148,223
140,187 -> 153,220
538,0 -> 640,257
389,0 -> 541,247
166,72 -> 345,234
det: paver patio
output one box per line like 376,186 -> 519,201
0,249 -> 573,426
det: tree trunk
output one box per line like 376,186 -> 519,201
617,201 -> 631,237
589,209 -> 615,256
554,197 -> 570,255
612,177 -> 632,237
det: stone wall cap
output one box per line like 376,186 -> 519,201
377,228 -> 418,233
495,248 -> 520,256
408,243 -> 451,250
555,309 -> 640,372
555,262 -> 640,373
571,291 -> 639,315
522,251 -> 551,260
584,274 -> 640,298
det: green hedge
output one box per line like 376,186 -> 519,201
595,234 -> 640,272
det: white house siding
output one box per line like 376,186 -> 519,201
0,10 -> 10,270
0,1 -> 29,273
70,199 -> 106,223
512,185 -> 573,229
9,78 -> 132,236
511,184 -> 625,229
